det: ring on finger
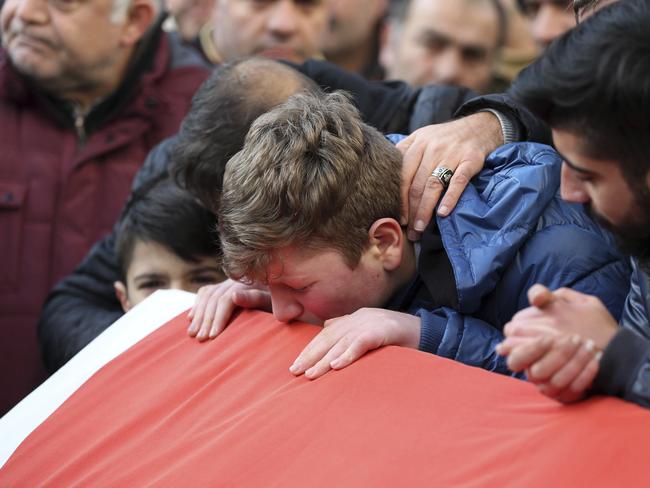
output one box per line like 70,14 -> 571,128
431,166 -> 454,190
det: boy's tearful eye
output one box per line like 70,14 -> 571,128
289,283 -> 313,294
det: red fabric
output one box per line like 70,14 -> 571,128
2,310 -> 649,487
0,38 -> 209,414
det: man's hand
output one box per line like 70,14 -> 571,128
289,308 -> 421,380
497,332 -> 601,404
504,286 -> 619,350
187,279 -> 272,341
496,284 -> 618,404
397,112 -> 503,241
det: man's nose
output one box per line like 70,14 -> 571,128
560,163 -> 590,204
266,0 -> 300,38
269,285 -> 303,323
432,48 -> 464,86
14,0 -> 49,25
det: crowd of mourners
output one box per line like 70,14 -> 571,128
2,0 -> 650,420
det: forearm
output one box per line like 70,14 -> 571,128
38,234 -> 123,372
288,59 -> 417,133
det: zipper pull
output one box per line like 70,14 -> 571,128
73,106 -> 87,145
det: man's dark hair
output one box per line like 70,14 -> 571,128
115,177 -> 220,280
573,0 -> 603,18
511,0 -> 650,187
389,0 -> 507,48
172,57 -> 320,212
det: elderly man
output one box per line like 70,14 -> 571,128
379,0 -> 506,92
0,0 -> 209,413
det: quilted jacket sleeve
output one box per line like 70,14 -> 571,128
416,307 -> 521,377
592,260 -> 650,407
291,59 -> 474,134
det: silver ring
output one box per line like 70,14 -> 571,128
431,166 -> 454,189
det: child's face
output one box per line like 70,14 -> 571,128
115,240 -> 225,311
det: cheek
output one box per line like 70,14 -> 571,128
128,288 -> 150,307
301,291 -> 361,321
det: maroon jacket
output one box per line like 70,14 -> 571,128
0,29 -> 210,414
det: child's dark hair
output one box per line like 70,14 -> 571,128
115,176 -> 221,281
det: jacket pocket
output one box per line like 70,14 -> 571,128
0,180 -> 27,292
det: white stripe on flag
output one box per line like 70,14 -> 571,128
0,289 -> 196,468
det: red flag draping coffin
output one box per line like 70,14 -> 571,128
2,307 -> 649,487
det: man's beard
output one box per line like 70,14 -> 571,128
586,201 -> 650,273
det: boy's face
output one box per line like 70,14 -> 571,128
263,245 -> 397,325
115,240 -> 225,311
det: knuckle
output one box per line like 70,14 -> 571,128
549,373 -> 569,390
408,183 -> 424,200
425,176 -> 444,191
451,171 -> 470,185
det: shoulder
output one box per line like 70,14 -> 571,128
165,31 -> 213,72
151,32 -> 211,90
409,85 -> 475,131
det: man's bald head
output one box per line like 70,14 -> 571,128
173,57 -> 320,211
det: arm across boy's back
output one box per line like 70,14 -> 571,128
38,234 -> 124,373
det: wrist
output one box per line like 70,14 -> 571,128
390,311 -> 421,349
477,108 -> 518,145
465,111 -> 505,152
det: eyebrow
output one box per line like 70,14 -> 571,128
187,266 -> 222,275
133,273 -> 166,283
417,29 -> 491,57
555,150 -> 595,175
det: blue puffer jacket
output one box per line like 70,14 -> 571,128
389,138 -> 632,375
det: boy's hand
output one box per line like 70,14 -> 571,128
289,308 -> 421,380
187,279 -> 272,341
397,112 -> 502,241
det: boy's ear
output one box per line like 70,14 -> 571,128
368,218 -> 404,271
114,281 -> 131,313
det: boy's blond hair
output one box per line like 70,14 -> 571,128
219,91 -> 403,282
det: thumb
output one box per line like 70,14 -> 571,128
528,284 -> 554,309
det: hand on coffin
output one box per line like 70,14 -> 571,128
187,279 -> 272,341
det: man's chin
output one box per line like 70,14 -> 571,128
256,47 -> 304,63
